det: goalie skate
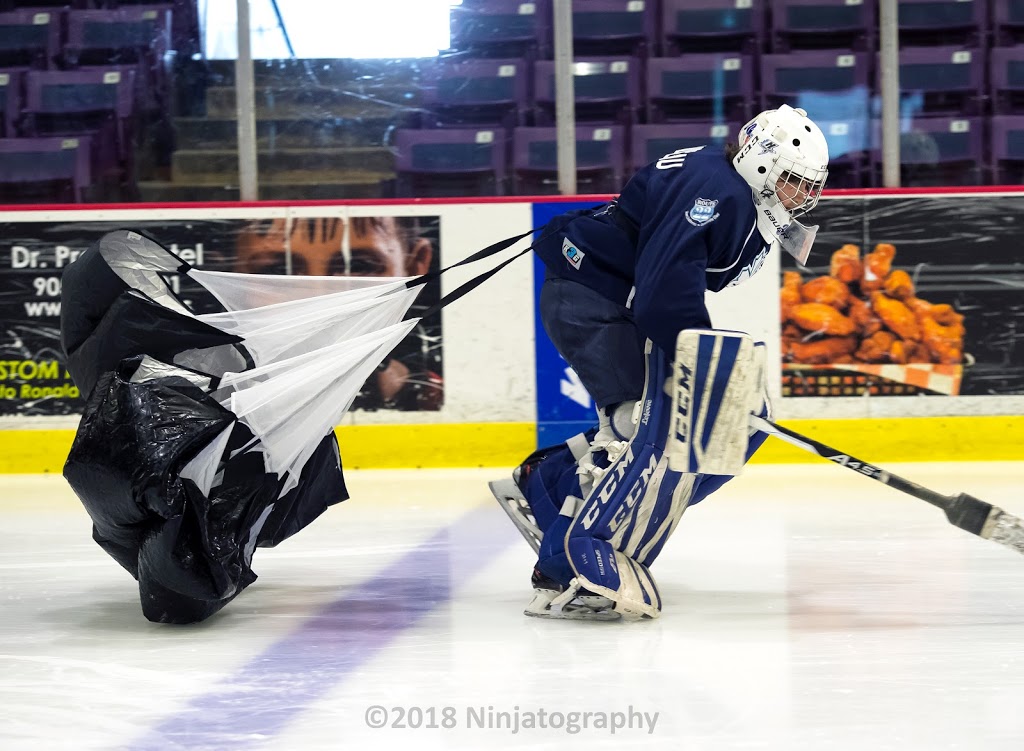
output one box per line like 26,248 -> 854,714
489,477 -> 543,553
523,570 -> 619,621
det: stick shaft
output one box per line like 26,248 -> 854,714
749,415 -> 955,513
748,416 -> 1024,557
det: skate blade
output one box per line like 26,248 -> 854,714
523,589 -> 620,622
488,479 -> 543,554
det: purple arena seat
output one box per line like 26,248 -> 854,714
393,127 -> 508,197
994,0 -> 1024,45
23,68 -> 138,193
872,116 -> 985,186
0,136 -> 92,202
897,0 -> 986,46
512,124 -> 626,195
0,68 -> 22,137
422,57 -> 530,129
65,7 -> 172,65
761,50 -> 871,110
449,0 -> 550,59
770,0 -> 874,52
991,115 -> 1024,183
0,10 -> 62,69
990,45 -> 1024,114
646,54 -> 754,123
571,0 -> 656,57
660,0 -> 764,54
893,45 -> 985,115
534,56 -> 642,125
64,7 -> 172,113
630,122 -> 737,171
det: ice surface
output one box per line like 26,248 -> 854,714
2,463 -> 1024,750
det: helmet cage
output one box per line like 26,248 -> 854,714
766,155 -> 827,219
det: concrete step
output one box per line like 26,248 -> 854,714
138,177 -> 388,202
173,116 -> 399,149
206,58 -> 426,90
205,85 -> 420,120
171,146 -> 395,182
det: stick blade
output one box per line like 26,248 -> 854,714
981,507 -> 1024,557
947,492 -> 1024,556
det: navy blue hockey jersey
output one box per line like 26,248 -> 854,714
533,145 -> 771,355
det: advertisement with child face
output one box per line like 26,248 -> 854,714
0,214 -> 443,416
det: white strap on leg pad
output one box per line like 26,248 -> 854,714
668,329 -> 764,476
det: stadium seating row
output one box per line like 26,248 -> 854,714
417,47 -> 1024,130
450,0 -> 1020,59
0,68 -> 140,200
389,116 -> 1024,197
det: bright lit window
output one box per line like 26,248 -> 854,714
200,0 -> 459,60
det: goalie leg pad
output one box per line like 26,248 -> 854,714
687,427 -> 770,508
561,344 -> 696,618
669,329 -> 765,476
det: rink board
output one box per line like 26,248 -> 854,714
2,415 -> 1022,473
1,190 -> 1023,472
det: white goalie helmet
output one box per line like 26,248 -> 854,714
732,104 -> 829,264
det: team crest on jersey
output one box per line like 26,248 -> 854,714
562,237 -> 585,269
686,197 -> 720,226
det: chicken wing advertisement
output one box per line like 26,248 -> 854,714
781,194 -> 1024,397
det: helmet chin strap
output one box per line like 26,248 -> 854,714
753,192 -> 818,265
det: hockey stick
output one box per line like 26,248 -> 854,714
749,415 -> 1024,556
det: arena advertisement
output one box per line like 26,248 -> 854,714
781,193 -> 1024,398
0,213 -> 443,417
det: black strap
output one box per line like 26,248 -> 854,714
404,226 -> 536,291
416,245 -> 534,319
404,201 -> 611,319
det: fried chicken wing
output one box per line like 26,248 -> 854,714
847,296 -> 884,337
920,317 -> 964,364
888,339 -> 909,365
871,292 -> 920,341
829,244 -> 863,284
781,271 -> 803,321
883,269 -> 915,300
905,297 -> 933,321
801,276 -> 850,310
854,331 -> 897,363
790,303 -> 857,336
785,336 -> 858,364
906,342 -> 933,363
862,243 -> 895,293
929,303 -> 965,331
782,322 -> 804,342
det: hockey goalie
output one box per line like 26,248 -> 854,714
490,105 -> 830,620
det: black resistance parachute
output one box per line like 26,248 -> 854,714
61,230 -> 423,623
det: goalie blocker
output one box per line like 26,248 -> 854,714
535,329 -> 768,621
